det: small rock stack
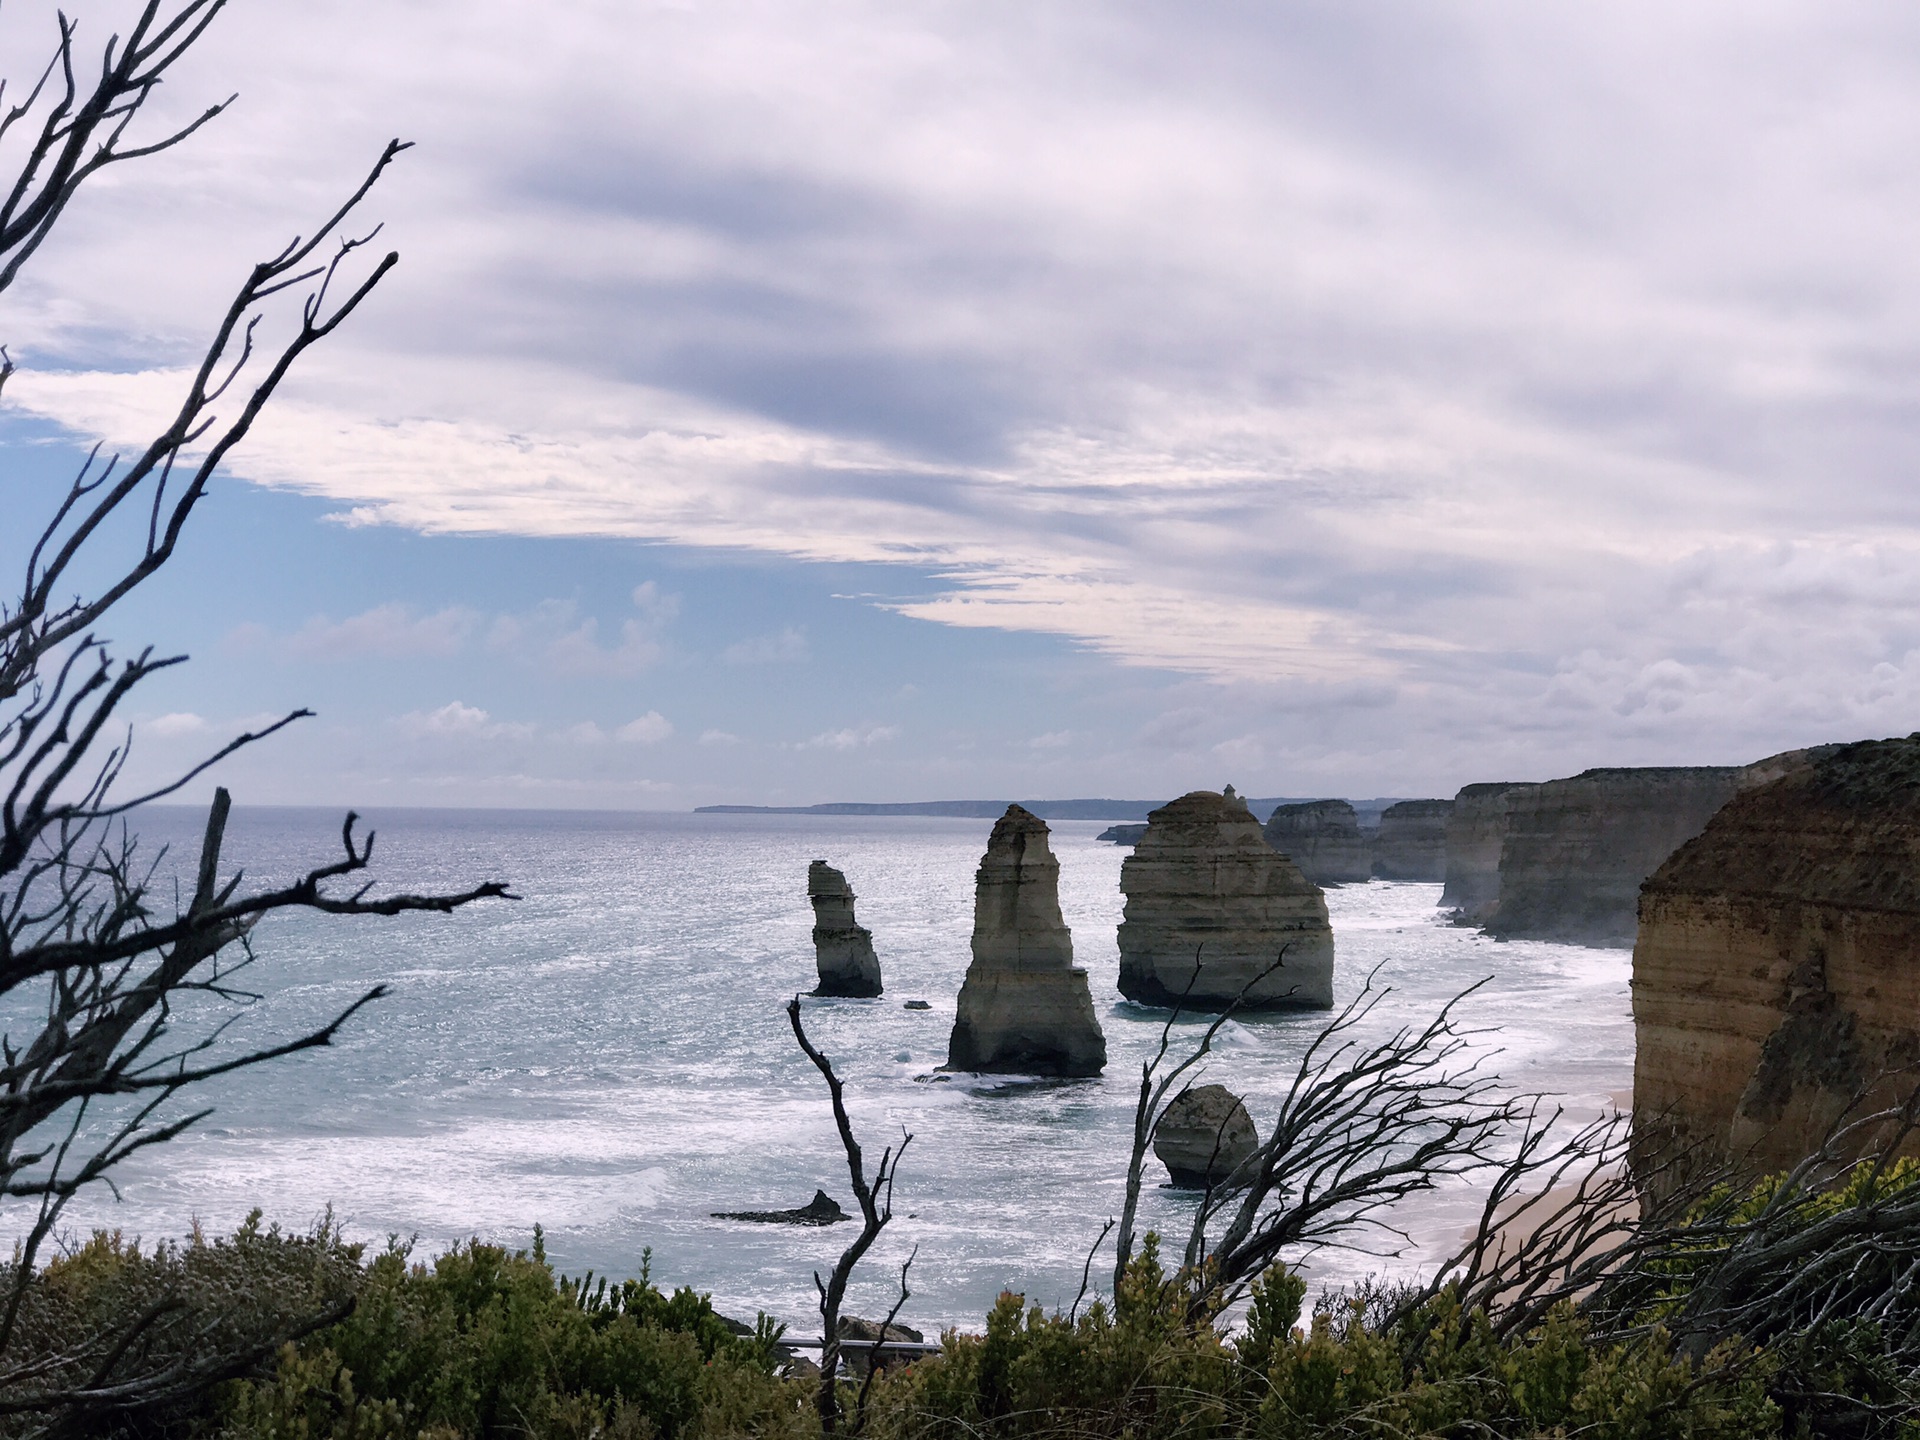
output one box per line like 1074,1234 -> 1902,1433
945,805 -> 1107,1076
808,861 -> 883,997
1262,800 -> 1373,885
1120,788 -> 1335,1010
1153,1084 -> 1258,1189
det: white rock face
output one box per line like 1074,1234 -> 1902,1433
1119,789 -> 1335,1010
946,805 -> 1107,1076
1263,800 -> 1373,885
808,861 -> 883,997
1154,1084 -> 1258,1189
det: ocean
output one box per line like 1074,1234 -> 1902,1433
20,807 -> 1632,1334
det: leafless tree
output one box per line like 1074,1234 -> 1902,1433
786,996 -> 911,1437
0,2 -> 511,1428
1114,970 -> 1519,1320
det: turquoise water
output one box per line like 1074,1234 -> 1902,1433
19,807 -> 1631,1332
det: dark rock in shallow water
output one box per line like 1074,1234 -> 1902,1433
836,1316 -> 929,1376
809,861 -> 883,996
1098,823 -> 1148,845
903,999 -> 931,1010
712,1189 -> 849,1225
1154,1083 -> 1258,1188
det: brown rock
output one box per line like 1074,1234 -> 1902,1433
1120,788 -> 1335,1010
1262,800 -> 1373,885
1484,767 -> 1760,948
1153,1083 -> 1258,1189
1631,738 -> 1916,1191
1440,782 -> 1533,924
1372,799 -> 1453,881
946,805 -> 1107,1076
809,861 -> 883,997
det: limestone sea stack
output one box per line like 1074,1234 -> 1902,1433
1482,767 -> 1757,948
1440,782 -> 1534,924
1371,799 -> 1453,881
1154,1084 -> 1258,1189
1631,738 -> 1920,1189
1119,788 -> 1335,1010
1262,800 -> 1372,886
808,861 -> 883,997
945,805 -> 1107,1076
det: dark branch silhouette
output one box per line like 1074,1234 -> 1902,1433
0,5 -> 510,1429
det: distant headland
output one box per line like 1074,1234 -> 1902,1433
695,797 -> 1408,821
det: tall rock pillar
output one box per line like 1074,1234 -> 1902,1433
946,805 -> 1107,1076
808,861 -> 883,997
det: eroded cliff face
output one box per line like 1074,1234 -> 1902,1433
1262,800 -> 1372,886
1631,739 -> 1916,1186
1120,789 -> 1334,1010
1440,783 -> 1532,924
808,861 -> 883,997
1373,800 -> 1453,881
1483,767 -> 1757,947
946,805 -> 1107,1076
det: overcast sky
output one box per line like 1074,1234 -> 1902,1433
7,0 -> 1920,808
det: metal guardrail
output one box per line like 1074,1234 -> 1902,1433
782,1338 -> 945,1356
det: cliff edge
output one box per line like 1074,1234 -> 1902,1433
1632,738 -> 1912,1187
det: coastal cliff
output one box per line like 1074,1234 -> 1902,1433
946,805 -> 1107,1076
807,861 -> 883,997
1482,767 -> 1755,947
1119,788 -> 1334,1010
1632,738 -> 1917,1185
1440,782 -> 1533,924
1372,799 -> 1452,881
1262,800 -> 1372,886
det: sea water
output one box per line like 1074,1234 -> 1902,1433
18,808 -> 1631,1333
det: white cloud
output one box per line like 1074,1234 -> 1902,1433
397,701 -> 535,740
16,1 -> 1920,772
722,626 -> 809,665
616,711 -> 673,744
487,598 -> 666,678
1028,731 -> 1074,749
559,721 -> 607,744
145,712 -> 208,736
279,604 -> 478,659
698,728 -> 741,746
798,725 -> 899,751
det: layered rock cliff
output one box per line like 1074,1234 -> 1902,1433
1632,738 -> 1917,1186
1483,767 -> 1757,947
1372,799 -> 1453,881
808,861 -> 883,997
1440,783 -> 1533,924
1120,788 -> 1335,1010
1262,799 -> 1372,886
946,805 -> 1107,1076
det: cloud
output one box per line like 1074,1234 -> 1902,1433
1028,731 -> 1074,749
798,725 -> 899,751
487,598 -> 668,677
397,701 -> 535,740
278,604 -> 478,659
616,711 -> 674,744
16,2 -> 1920,772
559,721 -> 607,744
144,712 -> 208,736
698,728 -> 741,746
722,626 -> 809,665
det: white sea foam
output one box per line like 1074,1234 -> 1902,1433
16,808 -> 1631,1331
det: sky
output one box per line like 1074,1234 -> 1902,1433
7,1 -> 1920,808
